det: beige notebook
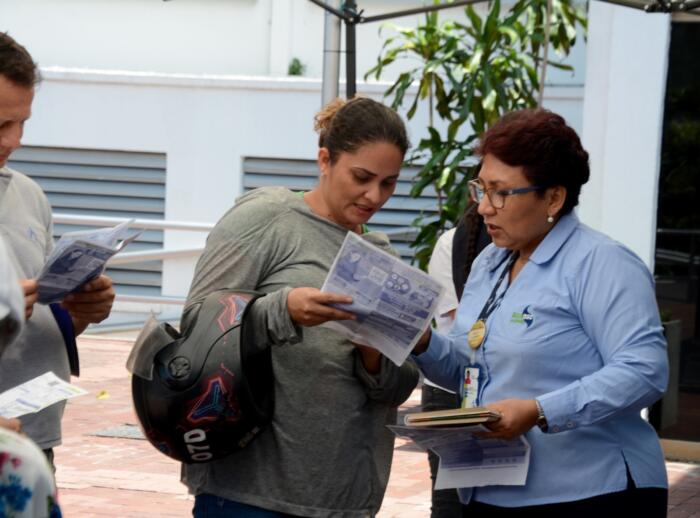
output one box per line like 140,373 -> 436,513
404,407 -> 501,427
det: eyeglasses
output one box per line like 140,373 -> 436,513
468,179 -> 543,209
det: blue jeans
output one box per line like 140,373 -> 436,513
193,494 -> 298,518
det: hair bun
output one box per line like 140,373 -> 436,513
314,98 -> 347,136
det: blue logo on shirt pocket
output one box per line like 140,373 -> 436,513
511,306 -> 534,327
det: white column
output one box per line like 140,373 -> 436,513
269,0 -> 294,76
321,1 -> 342,105
578,2 -> 671,269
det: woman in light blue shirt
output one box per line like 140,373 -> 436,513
412,109 -> 668,516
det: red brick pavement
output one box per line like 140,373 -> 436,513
51,337 -> 699,517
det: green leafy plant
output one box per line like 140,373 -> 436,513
366,0 -> 587,268
288,57 -> 307,76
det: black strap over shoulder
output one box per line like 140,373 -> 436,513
451,212 -> 491,300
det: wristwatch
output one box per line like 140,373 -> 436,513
535,399 -> 548,432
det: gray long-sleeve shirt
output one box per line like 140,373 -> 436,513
181,187 -> 418,517
0,168 -> 69,449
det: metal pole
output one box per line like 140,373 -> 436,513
321,0 -> 342,105
344,0 -> 358,99
307,0 -> 346,17
537,0 -> 553,107
346,21 -> 356,98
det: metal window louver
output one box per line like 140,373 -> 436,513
8,146 -> 166,296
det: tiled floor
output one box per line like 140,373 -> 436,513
52,336 -> 700,517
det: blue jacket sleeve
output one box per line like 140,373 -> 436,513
412,330 -> 465,394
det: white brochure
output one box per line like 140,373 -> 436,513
320,231 -> 444,366
37,220 -> 141,304
389,424 -> 530,489
0,371 -> 88,419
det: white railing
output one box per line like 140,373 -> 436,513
108,247 -> 204,265
53,213 -> 215,232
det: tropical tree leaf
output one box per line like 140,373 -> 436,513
368,0 -> 586,269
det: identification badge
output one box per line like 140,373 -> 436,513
461,367 -> 480,408
467,319 -> 487,350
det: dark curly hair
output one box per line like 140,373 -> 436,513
476,109 -> 590,215
0,32 -> 40,87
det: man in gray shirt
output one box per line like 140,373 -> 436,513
0,31 -> 116,465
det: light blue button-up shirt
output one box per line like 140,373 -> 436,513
413,212 -> 668,507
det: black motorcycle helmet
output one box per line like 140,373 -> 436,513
130,289 -> 273,463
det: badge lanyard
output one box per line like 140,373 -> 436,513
467,251 -> 518,365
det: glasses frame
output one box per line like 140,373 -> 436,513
468,179 -> 544,209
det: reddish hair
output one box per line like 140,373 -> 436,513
477,109 -> 590,215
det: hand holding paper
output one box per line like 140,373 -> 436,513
0,372 -> 87,419
37,220 -> 141,304
286,287 -> 355,326
477,399 -> 539,440
0,417 -> 21,433
320,232 -> 444,366
20,278 -> 38,320
62,274 -> 115,327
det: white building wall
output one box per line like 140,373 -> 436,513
1,0 -> 275,76
579,3 -> 671,269
0,0 -> 586,85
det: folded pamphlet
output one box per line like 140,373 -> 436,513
389,420 -> 530,489
0,372 -> 88,419
37,220 -> 141,304
320,231 -> 444,366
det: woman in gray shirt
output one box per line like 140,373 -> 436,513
183,97 -> 419,518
